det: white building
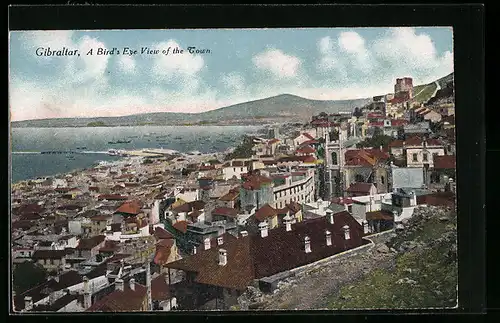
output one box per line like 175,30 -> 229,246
351,193 -> 392,224
272,168 -> 315,209
221,160 -> 249,180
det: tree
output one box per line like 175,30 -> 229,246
357,132 -> 394,150
224,135 -> 255,161
13,262 -> 48,295
353,107 -> 363,117
319,112 -> 328,118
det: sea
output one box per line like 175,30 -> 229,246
10,125 -> 266,183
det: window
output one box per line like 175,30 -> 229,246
412,153 -> 418,162
423,153 -> 428,162
348,205 -> 352,213
331,152 -> 338,165
241,168 -> 243,172
381,176 -> 385,184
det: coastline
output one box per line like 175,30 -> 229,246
10,148 -> 230,188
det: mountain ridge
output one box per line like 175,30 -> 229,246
11,73 -> 454,128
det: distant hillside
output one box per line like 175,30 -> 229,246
412,72 -> 454,104
11,94 -> 371,128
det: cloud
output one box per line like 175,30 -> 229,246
220,72 -> 245,92
372,27 -> 453,83
151,40 -> 205,79
317,27 -> 453,90
253,49 -> 301,79
117,55 -> 136,74
10,28 -> 453,120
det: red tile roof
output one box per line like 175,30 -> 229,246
14,270 -> 83,310
296,145 -> 316,154
32,249 -> 67,260
99,240 -> 121,253
391,119 -> 409,127
433,155 -> 456,169
154,227 -> 174,240
154,240 -> 174,265
172,200 -> 205,213
369,121 -> 384,127
346,182 -> 375,194
367,112 -> 384,119
241,175 -> 273,190
166,211 -> 366,289
366,210 -> 394,221
345,149 -> 389,166
417,192 -> 456,207
151,274 -> 172,301
115,200 -> 142,215
219,189 -> 239,201
212,207 -> 239,218
268,138 -> 280,145
301,139 -> 319,145
388,140 -> 405,148
172,221 -> 188,233
303,133 -> 315,140
254,204 -> 277,222
76,235 -> 105,250
86,280 -> 147,312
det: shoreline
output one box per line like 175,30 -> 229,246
11,149 -> 230,187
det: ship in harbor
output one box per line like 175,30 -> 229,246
108,140 -> 132,144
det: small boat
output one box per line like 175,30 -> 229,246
116,140 -> 131,144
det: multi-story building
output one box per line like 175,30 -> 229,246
271,168 -> 315,209
239,171 -> 274,213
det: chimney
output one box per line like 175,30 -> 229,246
325,230 -> 332,246
240,231 -> 248,237
218,249 -> 227,266
217,236 -> 223,246
193,245 -> 197,255
362,220 -> 370,234
380,145 -> 383,151
129,278 -> 135,291
343,225 -> 351,240
204,237 -> 211,250
258,221 -> 269,238
115,278 -> 124,292
24,296 -> 33,311
83,276 -> 91,309
392,210 -> 400,222
304,236 -> 311,253
283,214 -> 292,232
410,191 -> 417,206
326,210 -> 334,224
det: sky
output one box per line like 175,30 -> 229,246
9,27 -> 453,121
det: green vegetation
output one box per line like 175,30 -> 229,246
357,130 -> 394,149
13,262 -> 48,295
413,83 -> 438,103
327,208 -> 457,309
86,121 -> 107,127
224,135 -> 255,161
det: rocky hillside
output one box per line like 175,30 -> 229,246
234,205 -> 457,310
327,205 -> 457,309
